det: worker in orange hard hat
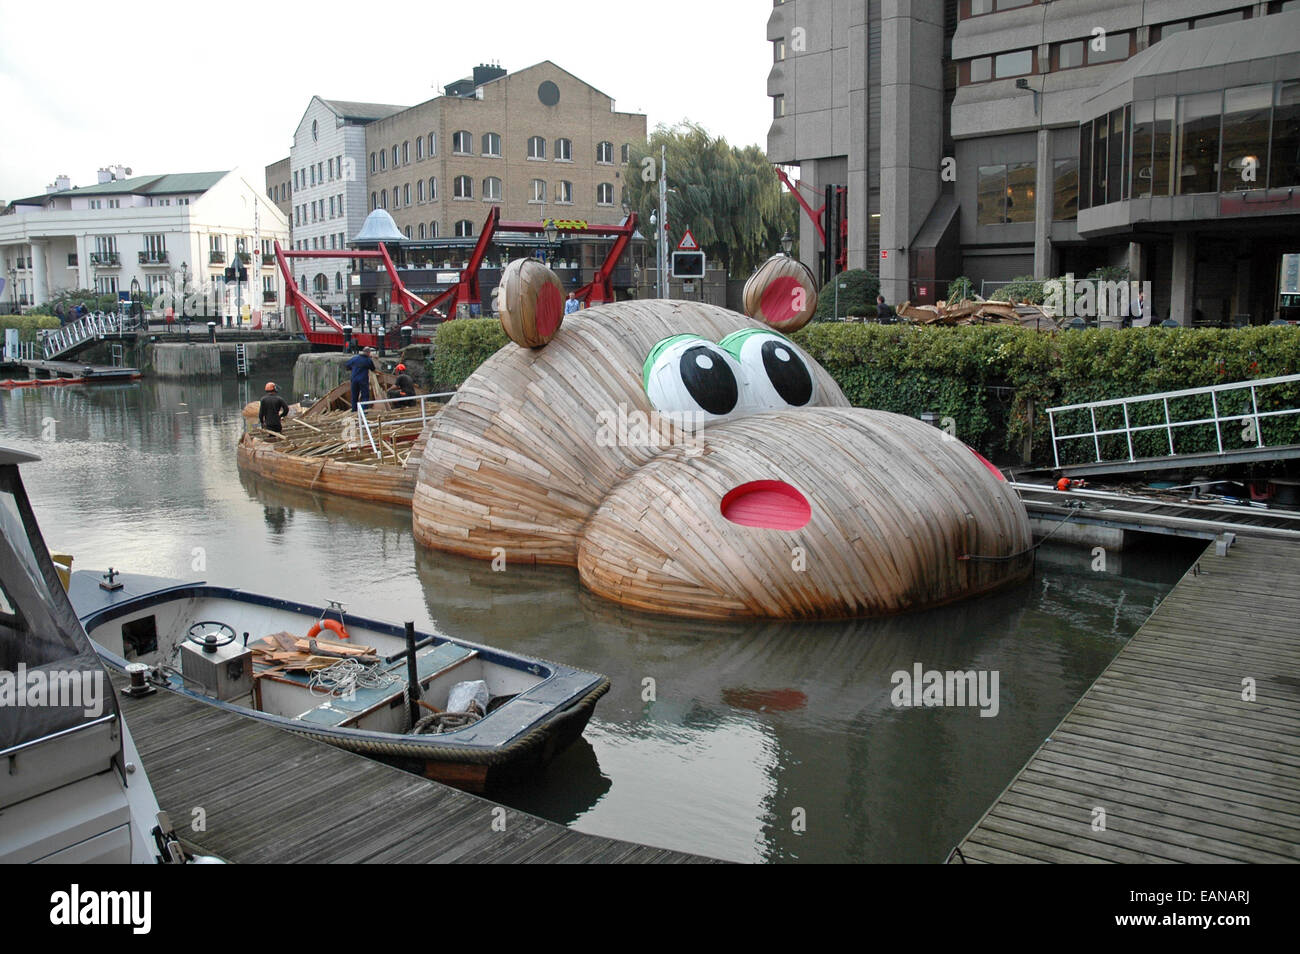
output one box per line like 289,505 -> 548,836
393,363 -> 417,408
1055,475 -> 1088,492
259,382 -> 290,434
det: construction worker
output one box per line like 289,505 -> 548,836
259,382 -> 290,434
394,363 -> 416,407
346,347 -> 377,413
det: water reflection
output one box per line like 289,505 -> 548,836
0,380 -> 1200,863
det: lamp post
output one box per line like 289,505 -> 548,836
781,230 -> 793,256
543,219 -> 558,265
650,212 -> 659,298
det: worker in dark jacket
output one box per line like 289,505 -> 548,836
258,382 -> 290,433
875,294 -> 897,324
346,347 -> 377,413
394,363 -> 417,408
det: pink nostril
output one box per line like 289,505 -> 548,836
721,480 -> 811,531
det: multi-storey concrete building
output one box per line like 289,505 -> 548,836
1,166 -> 289,314
265,156 -> 292,223
363,61 -> 646,242
768,0 -> 1300,324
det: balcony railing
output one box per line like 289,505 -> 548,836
138,250 -> 170,265
209,250 -> 226,264
90,252 -> 120,267
262,290 -> 277,303
235,251 -> 252,264
261,253 -> 276,266
67,254 -> 78,267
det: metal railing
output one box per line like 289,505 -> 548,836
355,391 -> 454,457
41,311 -> 126,359
1048,373 -> 1300,468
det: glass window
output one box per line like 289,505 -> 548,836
454,175 -> 472,198
1107,108 -> 1125,204
369,153 -> 376,173
597,141 -> 614,163
1271,80 -> 1300,188
977,165 -> 1006,225
453,131 -> 472,154
417,138 -> 424,160
1220,85 -> 1272,192
404,183 -> 411,205
621,143 -> 631,164
455,220 -> 473,238
774,38 -> 785,61
970,57 -> 992,83
1088,31 -> 1129,64
392,187 -> 400,208
1195,10 -> 1244,27
380,151 -> 386,171
417,179 -> 424,202
429,176 -> 438,200
1005,161 -> 1036,223
430,221 -> 439,238
482,132 -> 501,156
1152,97 -> 1175,196
555,138 -> 572,161
970,0 -> 993,12
997,0 -> 1032,8
483,176 -> 502,200
1131,101 -> 1155,198
1053,158 -> 1079,220
392,146 -> 399,167
597,182 -> 613,205
531,179 -> 546,202
774,95 -> 785,118
1092,116 -> 1108,204
1058,41 -> 1084,70
1176,91 -> 1223,194
557,181 -> 573,203
1156,21 -> 1189,42
370,192 -> 377,211
418,223 -> 426,239
428,133 -> 437,156
994,50 -> 1033,79
528,136 -> 546,159
403,142 -> 410,163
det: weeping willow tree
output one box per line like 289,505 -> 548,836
623,123 -> 797,278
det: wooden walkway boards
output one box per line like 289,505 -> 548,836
112,672 -> 716,864
951,536 -> 1300,863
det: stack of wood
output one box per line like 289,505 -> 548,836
250,631 -> 380,672
248,403 -> 438,466
897,298 -> 1061,329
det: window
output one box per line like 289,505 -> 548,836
977,165 -> 1007,224
417,137 -> 424,160
994,50 -> 1033,79
621,143 -> 631,164
970,0 -> 993,12
392,145 -> 399,167
392,187 -> 400,208
418,223 -> 426,239
380,189 -> 387,209
1052,158 -> 1079,220
557,180 -> 573,204
482,132 -> 501,156
774,38 -> 786,61
429,176 -> 438,200
329,196 -> 336,217
402,141 -> 410,164
428,132 -> 436,156
530,179 -> 546,202
371,191 -> 377,211
454,175 -> 473,198
405,226 -> 412,238
1155,21 -> 1190,42
528,136 -> 546,159
370,152 -> 377,173
1088,31 -> 1130,64
402,183 -> 409,205
597,182 -> 614,205
336,272 -> 344,292
1057,40 -> 1084,70
774,95 -> 786,118
1220,85 -> 1273,192
417,179 -> 425,202
969,57 -> 992,83
380,150 -> 386,171
555,138 -> 572,161
1176,91 -> 1223,194
455,219 -> 474,237
429,221 -> 440,238
1005,161 -> 1036,222
597,141 -> 614,164
1271,80 -> 1300,188
483,176 -> 502,200
453,130 -> 472,154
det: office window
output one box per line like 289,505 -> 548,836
380,150 -> 386,171
597,182 -> 614,205
402,141 -> 410,164
1052,158 -> 1079,220
970,0 -> 993,13
429,177 -> 438,200
528,136 -> 546,159
404,183 -> 411,205
977,165 -> 1006,224
380,189 -> 387,209
428,133 -> 437,156
557,180 -> 573,204
370,153 -> 377,173
969,57 -> 992,83
392,187 -> 400,208
454,175 -> 473,198
621,143 -> 631,164
417,179 -> 425,202
1176,91 -> 1223,194
1107,108 -> 1126,203
531,179 -> 546,202
994,50 -> 1033,79
453,130 -> 472,154
1271,80 -> 1300,188
482,132 -> 501,157
392,145 -> 399,167
483,176 -> 502,200
1058,41 -> 1084,70
774,95 -> 786,118
597,141 -> 614,164
455,219 -> 473,237
429,221 -> 440,238
555,138 -> 572,161
1089,31 -> 1130,64
416,137 -> 424,160
418,223 -> 426,239
1220,85 -> 1272,192
774,38 -> 785,61
1004,162 -> 1035,222
1195,10 -> 1245,28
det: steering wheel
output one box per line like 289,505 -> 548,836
186,621 -> 237,650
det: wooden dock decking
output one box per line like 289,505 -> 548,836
112,672 -> 716,864
951,535 -> 1300,863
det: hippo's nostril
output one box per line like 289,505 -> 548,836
720,480 -> 811,531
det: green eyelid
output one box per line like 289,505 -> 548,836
643,334 -> 710,392
718,327 -> 792,360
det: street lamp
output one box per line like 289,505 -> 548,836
543,219 -> 559,264
781,230 -> 793,255
649,212 -> 659,298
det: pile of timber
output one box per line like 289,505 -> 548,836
897,298 -> 1061,329
249,405 -> 433,467
250,632 -> 381,674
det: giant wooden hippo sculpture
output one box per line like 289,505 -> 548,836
412,256 -> 1032,619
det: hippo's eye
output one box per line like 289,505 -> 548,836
720,329 -> 815,409
643,334 -> 741,420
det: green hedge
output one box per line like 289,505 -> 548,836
0,314 -> 61,342
423,317 -> 1300,466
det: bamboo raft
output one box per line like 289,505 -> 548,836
237,371 -> 441,507
412,262 -> 1032,620
897,298 -> 1062,328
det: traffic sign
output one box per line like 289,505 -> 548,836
677,229 -> 699,251
671,250 -> 705,278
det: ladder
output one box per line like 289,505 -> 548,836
235,343 -> 248,378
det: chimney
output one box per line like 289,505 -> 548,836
472,62 -> 506,86
112,164 -> 129,181
98,167 -> 113,184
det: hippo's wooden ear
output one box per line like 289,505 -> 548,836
498,258 -> 565,348
742,254 -> 818,332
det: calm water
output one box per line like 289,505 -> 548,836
0,378 -> 1199,863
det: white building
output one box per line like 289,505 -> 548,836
279,98 -> 405,308
0,166 -> 290,316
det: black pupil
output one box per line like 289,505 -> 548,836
761,341 -> 812,406
679,345 -> 738,415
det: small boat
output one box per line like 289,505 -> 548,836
70,572 -> 609,792
0,446 -> 189,863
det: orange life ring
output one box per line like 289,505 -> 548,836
307,618 -> 350,641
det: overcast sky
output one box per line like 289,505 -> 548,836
0,0 -> 773,200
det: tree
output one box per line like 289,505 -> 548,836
623,123 -> 798,278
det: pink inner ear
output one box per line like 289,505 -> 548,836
535,283 -> 563,338
721,480 -> 812,530
969,447 -> 1005,481
759,276 -> 803,325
